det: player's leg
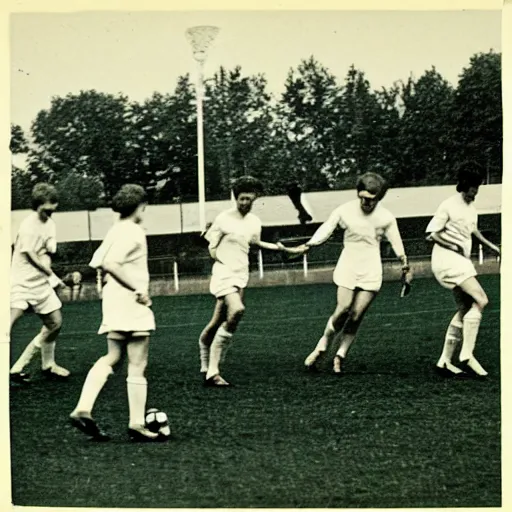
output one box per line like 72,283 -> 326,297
435,288 -> 471,376
205,290 -> 245,386
304,286 -> 354,370
199,299 -> 226,375
38,308 -> 70,378
125,335 -> 158,441
456,277 -> 489,376
333,289 -> 377,373
9,307 -> 33,382
69,336 -> 124,440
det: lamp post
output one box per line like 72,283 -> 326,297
185,25 -> 219,232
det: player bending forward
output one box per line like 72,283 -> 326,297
426,163 -> 500,378
70,184 -> 160,441
288,173 -> 412,374
198,176 -> 295,387
10,183 -> 70,383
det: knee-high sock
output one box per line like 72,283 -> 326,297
437,313 -> 463,366
72,360 -> 113,414
206,326 -> 233,380
314,317 -> 336,352
10,331 -> 44,373
127,376 -> 148,427
460,304 -> 482,362
40,340 -> 57,370
199,339 -> 209,373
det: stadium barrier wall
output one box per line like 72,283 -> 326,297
58,257 -> 500,303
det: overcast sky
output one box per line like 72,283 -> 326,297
10,9 -> 501,133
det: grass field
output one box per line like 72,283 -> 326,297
10,275 -> 501,509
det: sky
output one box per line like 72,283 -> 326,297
10,9 -> 501,133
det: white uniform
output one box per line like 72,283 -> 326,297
89,220 -> 155,336
10,212 -> 62,315
426,193 -> 477,289
205,208 -> 262,298
308,200 -> 405,292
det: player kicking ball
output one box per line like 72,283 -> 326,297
198,176 -> 295,387
426,163 -> 500,378
10,183 -> 70,384
70,184 -> 160,442
285,173 -> 412,375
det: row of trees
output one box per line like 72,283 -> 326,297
11,50 -> 502,211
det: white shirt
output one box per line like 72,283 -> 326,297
11,212 -> 57,288
426,193 -> 477,259
205,208 -> 262,274
90,219 -> 150,293
308,199 -> 405,261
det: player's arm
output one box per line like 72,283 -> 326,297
252,237 -> 291,253
425,203 -> 463,254
23,251 -> 53,277
384,219 -> 411,274
204,218 -> 224,260
472,228 -> 500,255
301,209 -> 343,252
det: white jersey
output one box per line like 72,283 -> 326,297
90,219 -> 154,333
11,212 -> 57,288
206,208 -> 262,275
308,199 -> 405,266
426,193 -> 477,259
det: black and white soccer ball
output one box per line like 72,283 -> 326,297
145,408 -> 171,440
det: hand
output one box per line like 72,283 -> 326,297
135,291 -> 152,307
48,273 -> 66,289
491,244 -> 501,256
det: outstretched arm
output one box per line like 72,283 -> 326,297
305,209 -> 343,249
473,229 -> 500,255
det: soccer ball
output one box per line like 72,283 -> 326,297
145,408 -> 171,440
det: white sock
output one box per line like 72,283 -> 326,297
41,340 -> 57,370
199,339 -> 209,373
206,326 -> 232,380
315,317 -> 336,352
437,313 -> 463,366
73,360 -> 113,414
10,332 -> 44,373
336,333 -> 356,358
460,305 -> 482,362
127,376 -> 148,427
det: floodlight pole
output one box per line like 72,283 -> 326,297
195,59 -> 206,233
186,26 -> 219,233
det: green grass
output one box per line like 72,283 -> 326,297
10,275 -> 501,508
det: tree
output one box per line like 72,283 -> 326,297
203,66 -> 275,199
272,57 -> 342,192
55,173 -> 105,211
450,51 -> 502,183
396,68 -> 454,186
28,90 -> 132,200
10,124 -> 29,154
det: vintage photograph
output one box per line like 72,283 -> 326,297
9,8 -> 502,508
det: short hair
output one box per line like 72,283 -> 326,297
356,172 -> 388,201
456,162 -> 484,192
31,183 -> 58,210
232,175 -> 264,199
112,184 -> 147,218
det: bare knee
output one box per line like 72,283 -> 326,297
348,308 -> 365,324
332,306 -> 350,329
475,293 -> 489,310
227,304 -> 245,325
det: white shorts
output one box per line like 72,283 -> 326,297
210,263 -> 249,298
431,244 -> 477,290
333,252 -> 382,292
10,283 -> 62,316
98,282 -> 155,335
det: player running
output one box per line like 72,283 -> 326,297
426,163 -> 500,378
198,176 -> 295,387
10,183 -> 70,383
69,184 -> 160,441
286,173 -> 412,374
